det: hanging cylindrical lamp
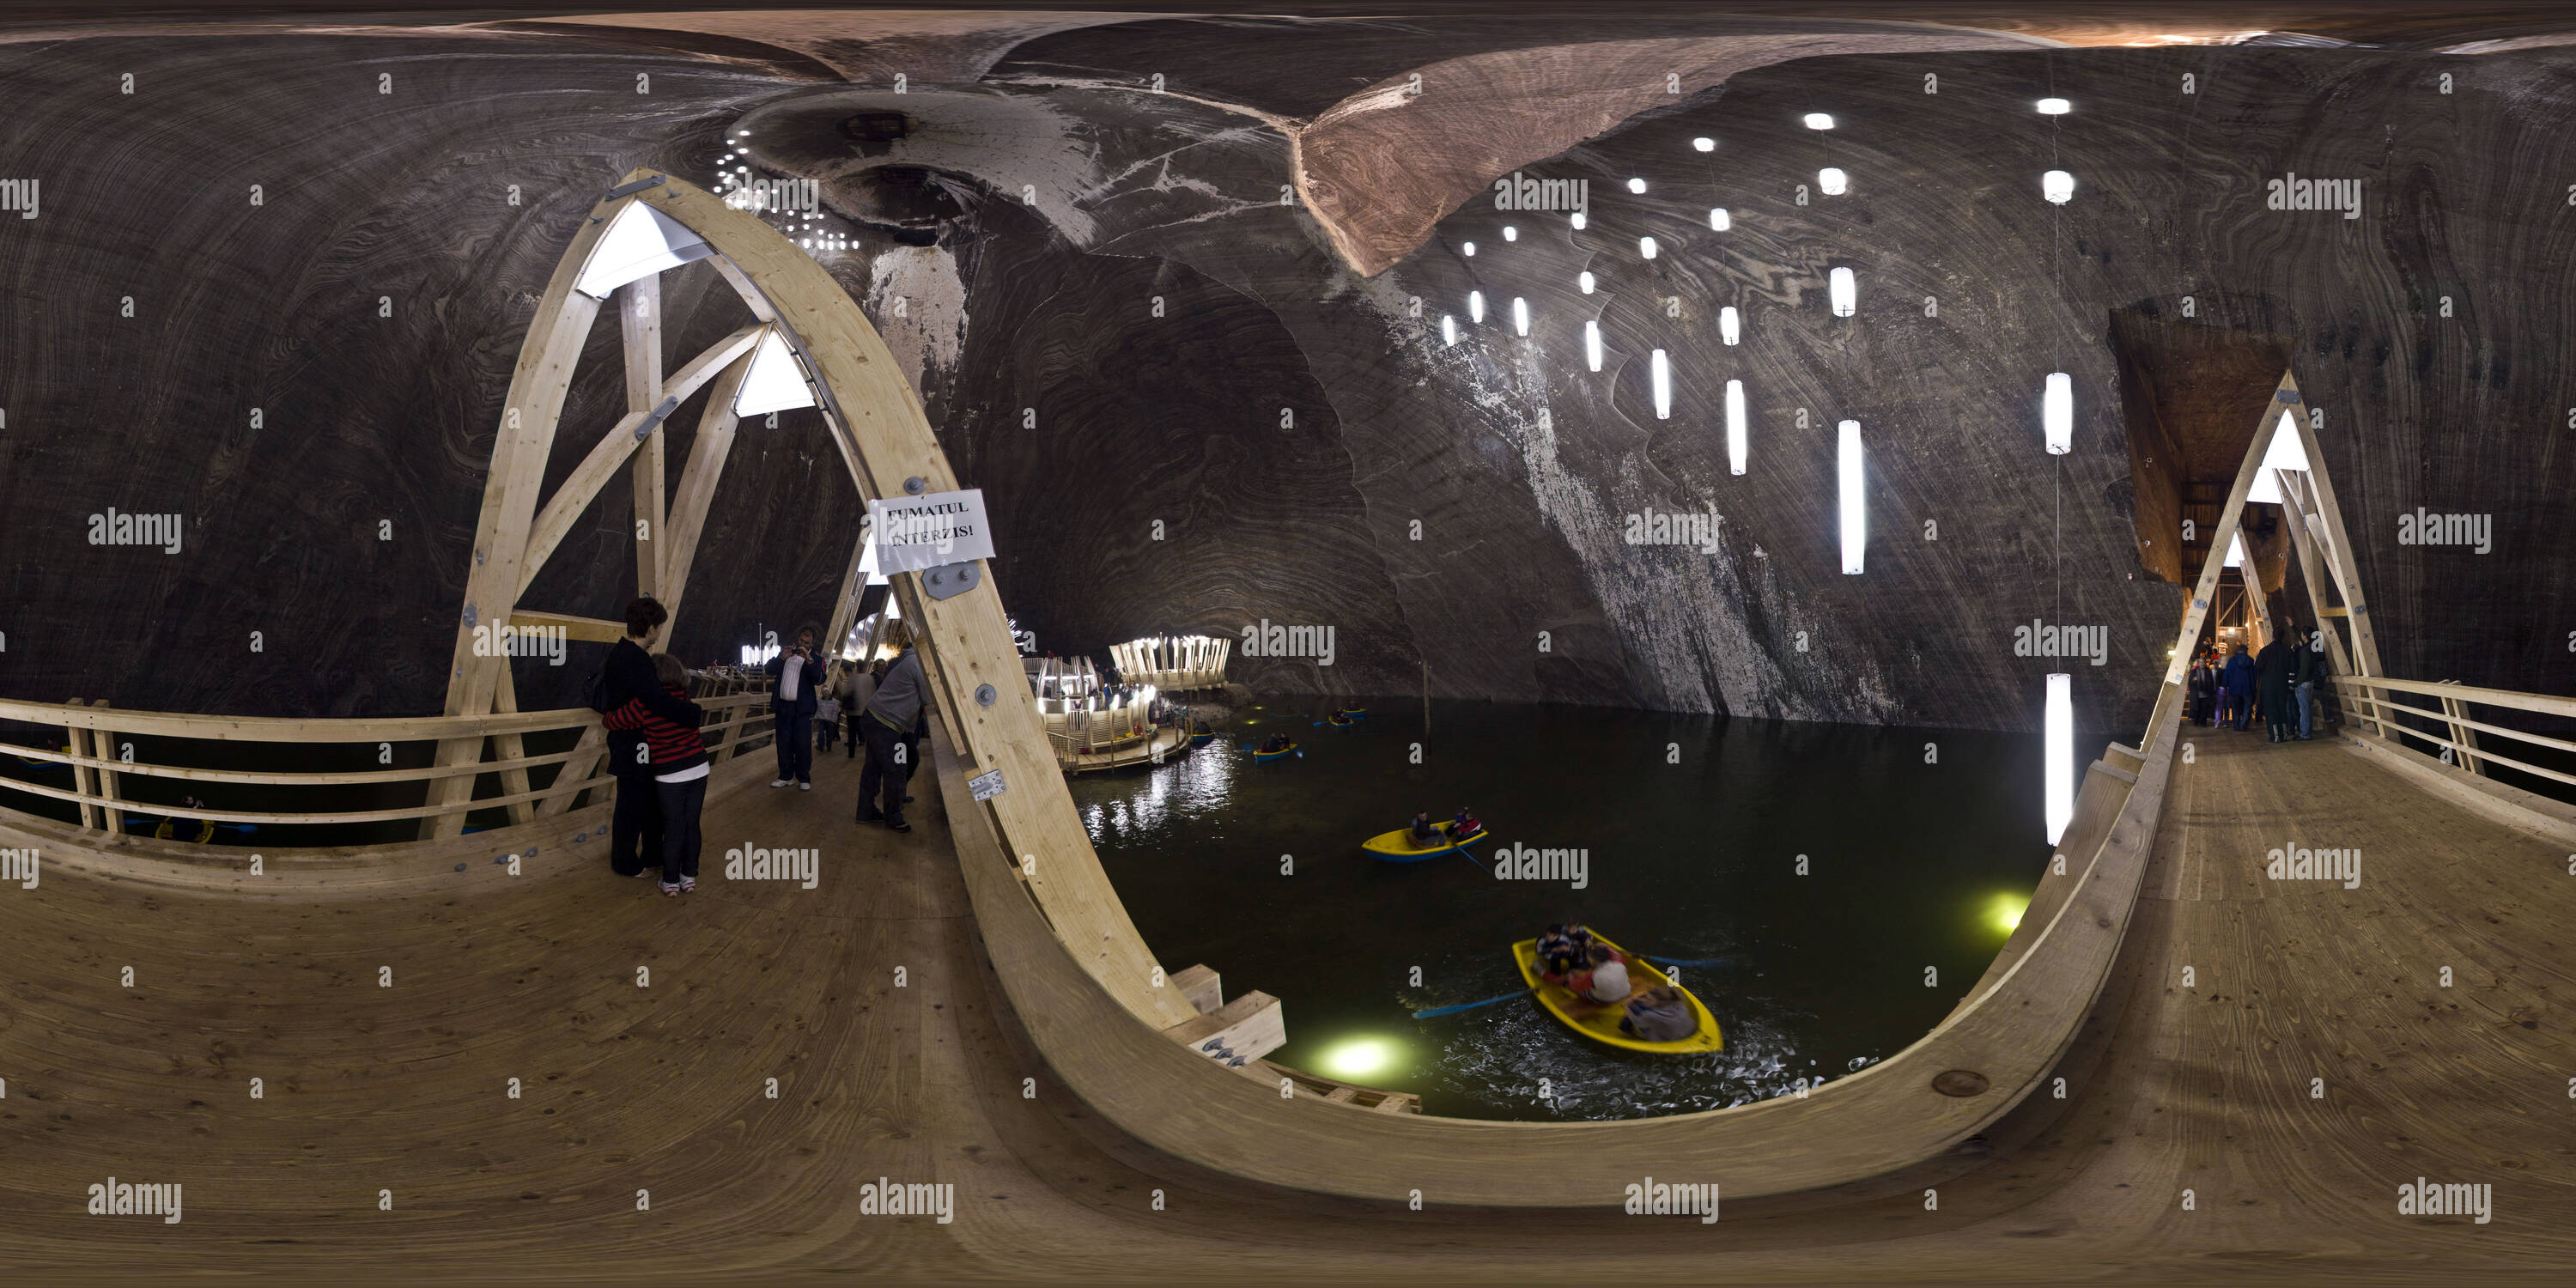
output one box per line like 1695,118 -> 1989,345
2044,372 -> 2073,454
1838,420 -> 1865,574
1725,380 -> 1747,476
2044,673 -> 2074,845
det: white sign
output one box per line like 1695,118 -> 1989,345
869,489 -> 995,574
968,769 -> 1005,802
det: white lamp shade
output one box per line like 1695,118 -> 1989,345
733,328 -> 817,417
1650,349 -> 1672,420
1709,207 -> 1731,231
1829,266 -> 1856,317
1819,167 -> 1848,195
1583,319 -> 1603,372
575,201 -> 714,300
1719,306 -> 1741,345
2043,169 -> 2075,204
1511,296 -> 1530,336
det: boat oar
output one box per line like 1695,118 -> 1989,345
1413,987 -> 1533,1019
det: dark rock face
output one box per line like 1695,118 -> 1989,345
2,15 -> 2568,738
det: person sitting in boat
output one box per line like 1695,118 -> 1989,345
1407,811 -> 1439,843
1260,733 -> 1291,754
1565,945 -> 1634,1010
1449,806 -> 1482,840
1535,925 -> 1583,981
1619,986 -> 1696,1042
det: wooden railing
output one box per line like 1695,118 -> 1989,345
0,680 -> 775,841
2330,675 -> 2576,793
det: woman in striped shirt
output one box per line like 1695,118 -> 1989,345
605,653 -> 709,895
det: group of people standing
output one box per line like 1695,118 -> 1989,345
598,604 -> 938,896
2186,623 -> 2329,743
761,619 -> 930,834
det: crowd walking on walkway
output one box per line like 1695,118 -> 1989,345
2184,620 -> 2328,743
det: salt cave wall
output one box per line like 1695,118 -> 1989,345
1,15 -> 2569,738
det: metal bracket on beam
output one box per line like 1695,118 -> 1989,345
634,394 -> 682,440
2275,389 -> 2301,403
920,562 -> 980,601
606,174 -> 669,200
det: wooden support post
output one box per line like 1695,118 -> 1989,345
824,521 -> 872,659
64,697 -> 99,831
2275,470 -> 2359,735
2438,683 -> 2487,776
91,699 -> 125,836
2287,398 -> 2389,736
622,276 -> 666,599
489,665 -> 536,827
658,350 -> 753,637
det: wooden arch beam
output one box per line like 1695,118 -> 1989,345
631,171 -> 1199,1029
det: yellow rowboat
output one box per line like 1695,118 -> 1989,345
1359,820 -> 1488,862
1510,933 -> 1723,1054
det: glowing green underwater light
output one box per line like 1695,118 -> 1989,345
1319,1037 -> 1398,1079
1987,892 -> 2031,935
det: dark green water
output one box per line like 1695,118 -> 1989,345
1068,698 -> 2057,1122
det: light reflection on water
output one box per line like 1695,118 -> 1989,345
1071,699 -> 2050,1121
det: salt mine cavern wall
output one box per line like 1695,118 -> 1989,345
1,17 -> 2569,739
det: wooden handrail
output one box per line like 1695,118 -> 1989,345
0,691 -> 775,835
2330,687 -> 2576,760
0,696 -> 588,742
2332,688 -> 2576,790
2322,674 -> 2575,720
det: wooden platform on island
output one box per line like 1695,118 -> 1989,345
1054,723 -> 1193,774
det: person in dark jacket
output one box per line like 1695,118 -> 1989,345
2187,657 -> 2217,726
2220,643 -> 2257,731
604,653 -> 708,895
2256,626 -> 2296,742
766,623 -> 825,792
2289,629 -> 2323,740
857,620 -> 926,833
599,598 -> 698,878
